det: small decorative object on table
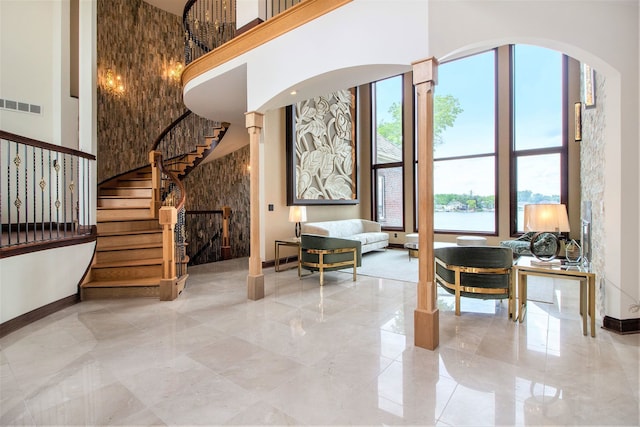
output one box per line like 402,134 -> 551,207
565,239 -> 582,265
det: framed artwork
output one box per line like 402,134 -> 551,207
583,64 -> 596,108
286,88 -> 358,205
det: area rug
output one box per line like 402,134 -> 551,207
342,249 -> 418,283
343,249 -> 555,303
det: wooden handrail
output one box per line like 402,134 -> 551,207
184,207 -> 233,263
155,154 -> 186,211
0,227 -> 97,259
185,209 -> 224,215
2,131 -> 95,254
0,130 -> 96,160
151,110 -> 192,151
182,0 -> 352,87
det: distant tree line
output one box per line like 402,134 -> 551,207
434,190 -> 560,212
434,193 -> 495,211
517,190 -> 560,204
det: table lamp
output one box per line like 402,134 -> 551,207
288,206 -> 307,238
523,203 -> 570,262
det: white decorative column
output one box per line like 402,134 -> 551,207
413,58 -> 439,350
246,111 -> 264,300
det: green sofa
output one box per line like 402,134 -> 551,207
299,234 -> 362,285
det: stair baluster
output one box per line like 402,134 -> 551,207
84,111 -> 230,300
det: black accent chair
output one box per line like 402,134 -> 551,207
434,246 -> 515,318
299,234 -> 362,286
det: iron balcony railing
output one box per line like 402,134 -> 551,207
183,0 -> 302,64
1,131 -> 96,252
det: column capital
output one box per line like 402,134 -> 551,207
412,57 -> 439,86
245,111 -> 264,129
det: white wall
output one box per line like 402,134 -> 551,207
0,242 -> 95,323
0,0 -> 78,148
0,0 -> 98,324
237,0 -> 263,28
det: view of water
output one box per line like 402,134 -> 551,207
435,211 -> 494,232
434,211 -> 526,232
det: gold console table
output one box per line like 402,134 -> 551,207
514,257 -> 596,337
274,237 -> 300,273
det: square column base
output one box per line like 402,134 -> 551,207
247,274 -> 264,300
159,278 -> 177,301
414,308 -> 439,350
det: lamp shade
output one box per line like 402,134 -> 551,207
524,204 -> 570,233
288,206 -> 307,223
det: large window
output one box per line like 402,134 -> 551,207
372,75 -> 404,229
409,45 -> 569,236
512,45 -> 567,233
432,50 -> 497,233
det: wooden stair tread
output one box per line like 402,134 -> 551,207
93,258 -> 163,269
97,216 -> 155,222
96,242 -> 163,251
97,229 -> 161,237
82,277 -> 161,288
101,186 -> 151,190
97,206 -> 150,210
99,195 -> 151,199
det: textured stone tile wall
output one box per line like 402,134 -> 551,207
183,145 -> 250,260
97,0 -> 184,183
580,68 -> 605,311
97,0 -> 250,263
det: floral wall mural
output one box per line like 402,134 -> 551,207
286,89 -> 358,205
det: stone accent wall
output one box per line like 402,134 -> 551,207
580,67 -> 606,313
97,0 -> 184,183
97,0 -> 249,263
183,146 -> 250,260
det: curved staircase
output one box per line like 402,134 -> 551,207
81,117 -> 229,299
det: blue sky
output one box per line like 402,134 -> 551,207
375,45 -> 564,197
435,45 -> 563,196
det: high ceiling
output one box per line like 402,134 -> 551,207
143,0 -> 186,16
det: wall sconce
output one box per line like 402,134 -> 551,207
104,68 -> 124,95
164,59 -> 184,84
574,102 -> 582,141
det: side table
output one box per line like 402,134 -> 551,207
514,257 -> 596,337
275,237 -> 301,273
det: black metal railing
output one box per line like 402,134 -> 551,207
183,0 -> 237,65
151,109 -> 226,180
1,131 -> 95,250
185,209 -> 229,265
151,110 -> 228,276
267,0 -> 302,20
183,0 -> 302,64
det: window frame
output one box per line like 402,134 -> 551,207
509,47 -> 569,236
371,74 -> 405,231
427,48 -> 500,236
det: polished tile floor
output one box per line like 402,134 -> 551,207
1,254 -> 639,426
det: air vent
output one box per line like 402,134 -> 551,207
0,98 -> 42,115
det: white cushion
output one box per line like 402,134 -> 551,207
456,236 -> 487,246
406,233 -> 419,244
